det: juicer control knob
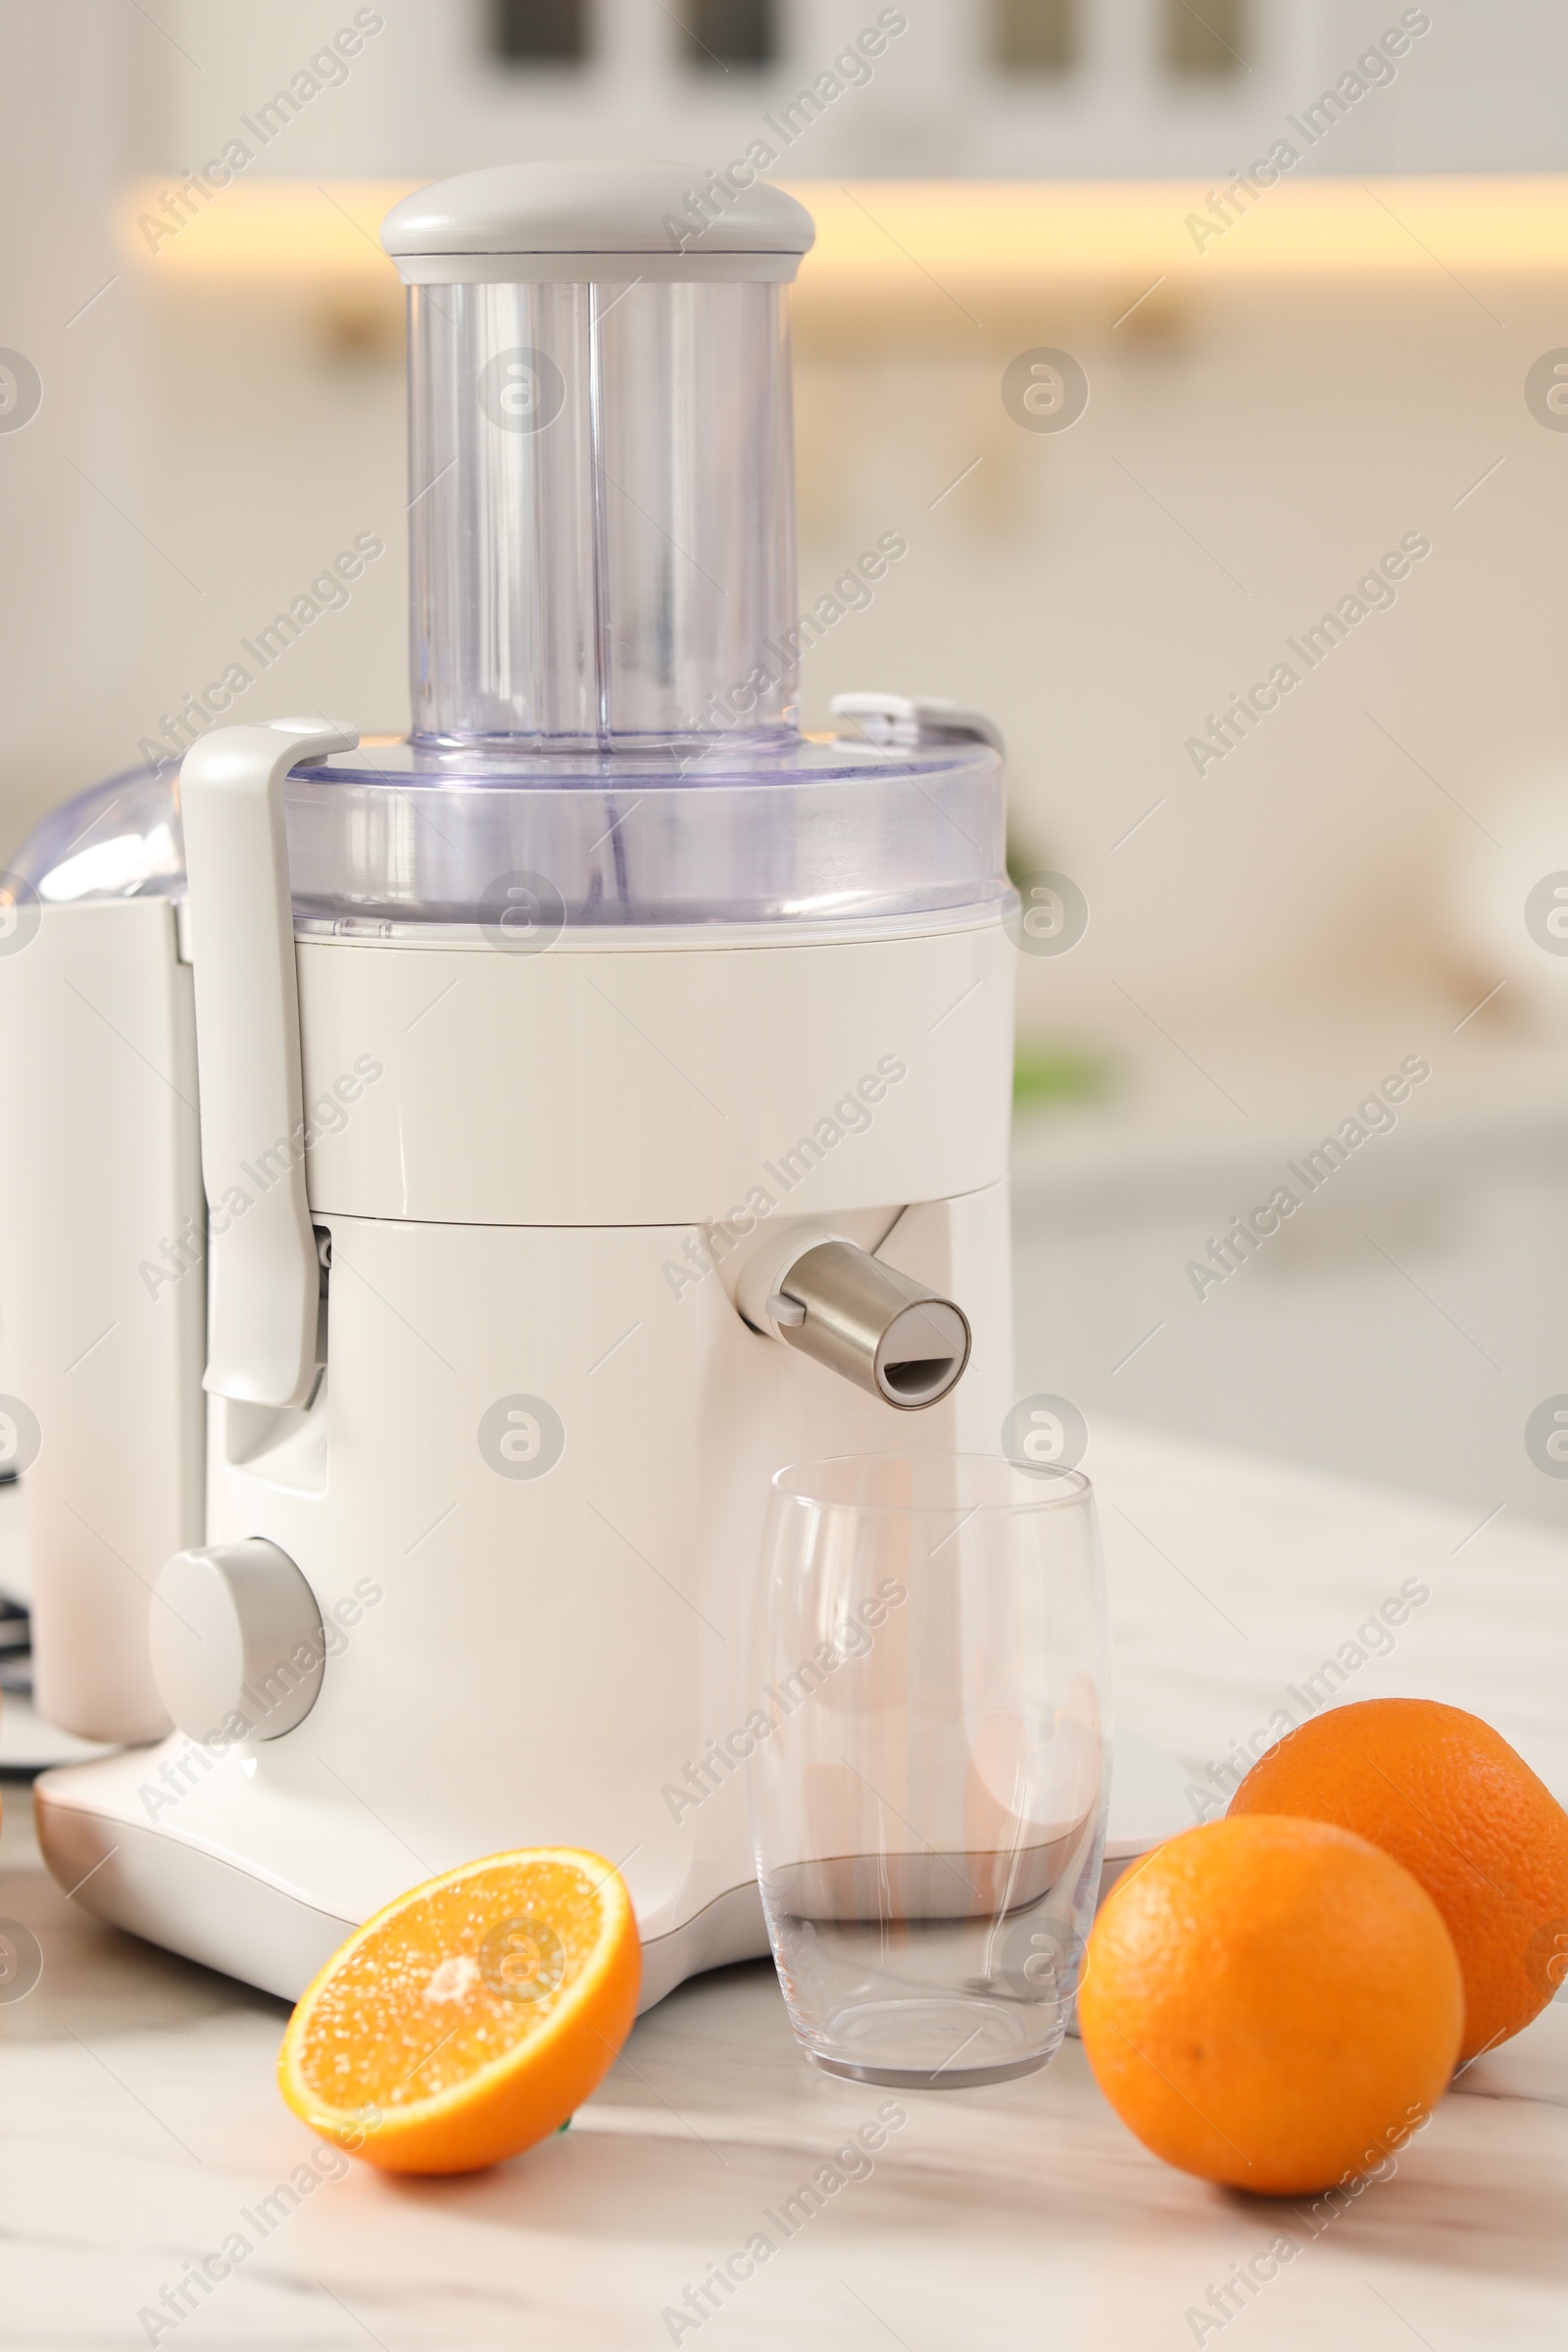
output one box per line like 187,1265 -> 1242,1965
149,1539 -> 326,1742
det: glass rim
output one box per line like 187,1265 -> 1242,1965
770,1452 -> 1094,1518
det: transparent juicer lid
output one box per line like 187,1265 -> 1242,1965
14,165 -> 1007,936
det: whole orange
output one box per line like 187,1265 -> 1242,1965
1230,1698 -> 1568,2062
1078,1815 -> 1462,2194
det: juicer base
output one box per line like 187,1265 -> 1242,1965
33,1731 -> 1195,2014
33,1758 -> 769,2012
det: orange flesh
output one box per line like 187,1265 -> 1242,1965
295,1857 -> 612,2115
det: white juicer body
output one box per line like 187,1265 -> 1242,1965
33,915 -> 1014,2004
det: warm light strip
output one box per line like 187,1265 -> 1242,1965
118,175 -> 1568,289
121,178 -> 409,280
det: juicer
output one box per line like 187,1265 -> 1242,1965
0,163 -> 1016,2007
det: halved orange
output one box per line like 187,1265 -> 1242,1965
278,1847 -> 641,2174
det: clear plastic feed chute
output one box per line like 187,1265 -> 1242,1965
16,161 -> 1008,937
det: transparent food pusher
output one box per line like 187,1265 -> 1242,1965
406,162 -> 799,751
2,162 -> 1021,2007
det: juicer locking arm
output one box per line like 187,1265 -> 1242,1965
830,692 -> 1004,756
179,717 -> 359,1407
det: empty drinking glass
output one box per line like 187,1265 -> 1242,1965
748,1454 -> 1108,2088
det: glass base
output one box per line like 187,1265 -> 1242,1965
796,1995 -> 1060,2090
807,2048 -> 1050,2090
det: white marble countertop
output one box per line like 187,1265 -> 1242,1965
3,1422 -> 1565,2350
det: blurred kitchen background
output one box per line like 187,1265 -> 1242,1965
6,0 -> 1568,1589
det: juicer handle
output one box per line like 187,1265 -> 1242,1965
179,718 -> 358,1407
